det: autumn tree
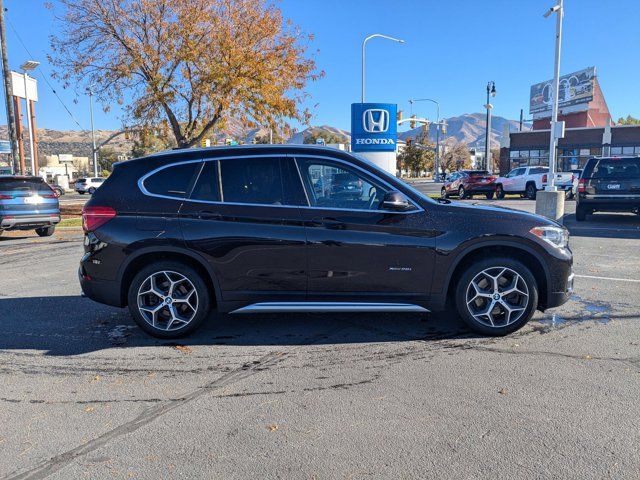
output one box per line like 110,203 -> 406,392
98,146 -> 119,172
441,142 -> 472,172
303,130 -> 348,145
617,115 -> 640,125
49,0 -> 320,148
397,141 -> 435,177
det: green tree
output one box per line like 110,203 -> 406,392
441,142 -> 472,172
617,115 -> 640,125
98,146 -> 119,172
397,141 -> 435,177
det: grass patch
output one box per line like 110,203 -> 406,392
59,217 -> 82,227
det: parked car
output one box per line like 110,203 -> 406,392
0,175 -> 60,237
495,166 -> 574,199
75,177 -> 105,194
440,170 -> 497,199
79,145 -> 573,339
576,156 -> 640,221
330,172 -> 364,199
48,183 -> 65,197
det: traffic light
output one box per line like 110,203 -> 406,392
201,138 -> 211,148
441,122 -> 447,135
410,115 -> 416,129
397,110 -> 403,122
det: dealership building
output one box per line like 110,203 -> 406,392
499,67 -> 640,174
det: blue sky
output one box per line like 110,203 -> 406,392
1,0 -> 639,132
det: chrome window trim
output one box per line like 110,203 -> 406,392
138,153 -> 423,214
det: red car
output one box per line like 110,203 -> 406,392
441,170 -> 497,199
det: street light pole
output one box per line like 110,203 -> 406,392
545,0 -> 563,192
484,81 -> 496,173
361,34 -> 404,103
408,98 -> 440,179
88,86 -> 98,177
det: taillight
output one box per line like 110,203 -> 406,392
578,178 -> 586,193
82,205 -> 116,232
0,194 -> 13,199
542,174 -> 547,183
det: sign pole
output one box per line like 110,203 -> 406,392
0,1 -> 19,172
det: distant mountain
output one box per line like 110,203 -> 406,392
398,113 -> 529,148
287,125 -> 350,144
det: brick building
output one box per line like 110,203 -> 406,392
499,67 -> 640,174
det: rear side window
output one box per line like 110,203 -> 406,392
0,178 -> 52,194
219,157 -> 306,206
190,161 -> 220,202
587,158 -> 640,179
530,167 -> 548,175
143,162 -> 199,198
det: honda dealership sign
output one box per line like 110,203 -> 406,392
351,103 -> 397,152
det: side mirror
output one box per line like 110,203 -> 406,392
381,191 -> 414,211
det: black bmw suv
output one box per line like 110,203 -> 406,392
80,145 -> 573,338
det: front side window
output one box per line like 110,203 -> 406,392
144,162 -> 200,198
296,158 -> 392,211
190,161 -> 220,202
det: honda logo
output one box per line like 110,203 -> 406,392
362,109 -> 389,133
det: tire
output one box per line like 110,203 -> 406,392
458,186 -> 467,199
485,192 -> 494,200
525,183 -> 537,200
35,226 -> 55,237
576,206 -> 587,222
88,187 -> 96,195
78,191 -> 85,195
495,185 -> 505,199
127,261 -> 211,339
441,187 -> 447,199
565,190 -> 574,200
455,257 -> 539,336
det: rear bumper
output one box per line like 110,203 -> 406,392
1,214 -> 60,230
78,266 -> 124,307
578,198 -> 640,211
466,185 -> 496,193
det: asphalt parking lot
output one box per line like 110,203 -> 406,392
1,195 -> 639,479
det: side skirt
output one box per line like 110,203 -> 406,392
230,302 -> 429,314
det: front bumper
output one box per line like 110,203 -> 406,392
1,214 -> 60,230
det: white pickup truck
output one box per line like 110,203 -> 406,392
495,166 -> 575,199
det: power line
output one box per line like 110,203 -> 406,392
6,17 -> 86,131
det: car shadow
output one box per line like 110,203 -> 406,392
0,295 -> 477,356
563,212 -> 640,239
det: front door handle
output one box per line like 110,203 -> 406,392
312,217 -> 346,229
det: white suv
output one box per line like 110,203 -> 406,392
75,177 -> 105,195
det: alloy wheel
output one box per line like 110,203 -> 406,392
465,266 -> 529,328
137,271 -> 199,331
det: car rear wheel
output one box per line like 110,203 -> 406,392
88,187 -> 96,194
495,185 -> 505,199
455,257 -> 538,336
441,187 -> 447,198
35,226 -> 55,237
485,192 -> 494,200
127,261 -> 211,338
525,183 -> 537,200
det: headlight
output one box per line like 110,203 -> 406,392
530,225 -> 569,249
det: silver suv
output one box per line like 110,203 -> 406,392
0,176 -> 60,237
75,177 -> 105,194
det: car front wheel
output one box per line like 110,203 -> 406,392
441,187 -> 447,198
127,261 -> 211,338
455,257 -> 538,336
88,187 -> 96,194
495,185 -> 505,199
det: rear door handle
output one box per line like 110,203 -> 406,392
199,211 -> 222,220
312,217 -> 345,229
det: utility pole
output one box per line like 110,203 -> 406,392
88,86 -> 98,177
484,81 -> 496,173
0,1 -> 19,172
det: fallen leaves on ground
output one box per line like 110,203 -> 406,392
174,345 -> 193,354
498,388 -> 508,395
267,424 -> 278,432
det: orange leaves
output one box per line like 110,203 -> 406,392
50,0 -> 319,148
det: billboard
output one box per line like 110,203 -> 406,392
10,72 -> 38,101
529,67 -> 595,116
351,103 -> 397,152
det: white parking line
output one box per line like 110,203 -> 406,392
575,274 -> 640,283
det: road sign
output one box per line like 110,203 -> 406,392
0,140 -> 11,154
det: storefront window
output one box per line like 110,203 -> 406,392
622,146 -> 635,155
611,146 -> 623,155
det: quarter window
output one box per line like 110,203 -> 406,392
144,162 -> 200,198
296,158 -> 391,211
